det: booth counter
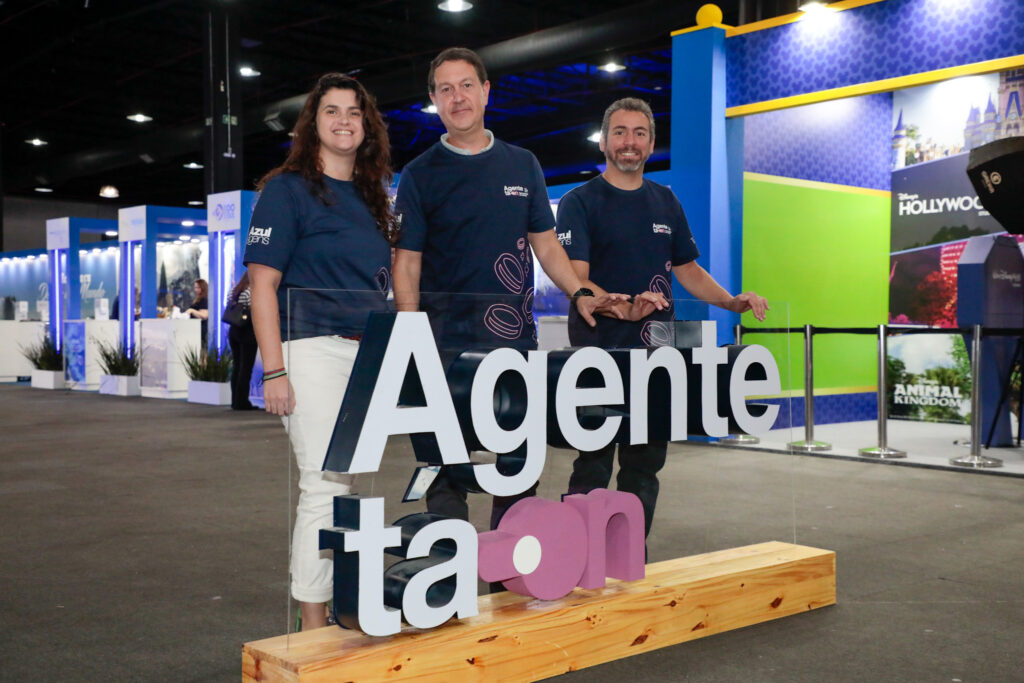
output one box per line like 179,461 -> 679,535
139,318 -> 201,399
63,319 -> 120,391
0,321 -> 47,381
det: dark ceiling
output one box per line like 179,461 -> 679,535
1,0 -> 791,210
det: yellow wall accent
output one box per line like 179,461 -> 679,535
744,172 -> 891,197
728,54 -> 1024,118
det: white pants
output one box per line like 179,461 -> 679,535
282,335 -> 359,603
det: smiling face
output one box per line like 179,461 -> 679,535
600,108 -> 654,174
429,59 -> 490,139
315,87 -> 365,160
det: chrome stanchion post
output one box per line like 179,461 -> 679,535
788,324 -> 830,452
860,324 -> 906,458
951,324 -> 1003,468
720,323 -> 760,445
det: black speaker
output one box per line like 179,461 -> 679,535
966,137 -> 1024,234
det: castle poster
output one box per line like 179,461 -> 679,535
889,68 -> 1024,328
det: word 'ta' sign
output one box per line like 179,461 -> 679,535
319,312 -> 781,636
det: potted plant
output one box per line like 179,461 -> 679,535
21,334 -> 65,389
181,346 -> 233,406
96,339 -> 141,396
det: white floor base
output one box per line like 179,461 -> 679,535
723,419 -> 1024,477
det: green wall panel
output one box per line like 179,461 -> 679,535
742,175 -> 890,393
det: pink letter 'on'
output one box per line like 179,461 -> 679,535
563,489 -> 646,589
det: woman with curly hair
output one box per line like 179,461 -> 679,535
243,73 -> 396,630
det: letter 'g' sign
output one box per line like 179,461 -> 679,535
319,312 -> 781,635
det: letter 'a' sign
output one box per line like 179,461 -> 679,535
318,311 -> 781,635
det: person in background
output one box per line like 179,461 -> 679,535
184,278 -> 209,319
244,73 -> 396,630
226,272 -> 257,411
185,278 -> 210,344
559,97 -> 768,538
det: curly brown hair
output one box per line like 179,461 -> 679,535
257,73 -> 397,243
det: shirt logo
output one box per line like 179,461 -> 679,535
248,226 -> 272,246
504,185 -> 529,198
557,230 -> 572,246
652,223 -> 671,235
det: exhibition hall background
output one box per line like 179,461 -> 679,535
2,0 -> 1024,431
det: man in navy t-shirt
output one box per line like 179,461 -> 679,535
393,47 -> 625,526
559,97 -> 769,537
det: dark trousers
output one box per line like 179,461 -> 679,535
567,441 -> 667,537
424,459 -> 538,530
228,325 -> 257,410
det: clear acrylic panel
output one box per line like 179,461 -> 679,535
278,287 -> 795,643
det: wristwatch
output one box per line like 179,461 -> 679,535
571,287 -> 595,299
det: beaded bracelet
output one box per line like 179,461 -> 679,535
263,369 -> 287,381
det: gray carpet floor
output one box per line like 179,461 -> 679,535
1,383 -> 1021,682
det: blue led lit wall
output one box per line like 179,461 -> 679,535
743,93 -> 893,190
726,0 -> 1024,109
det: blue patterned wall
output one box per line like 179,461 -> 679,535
762,392 -> 879,429
727,0 -> 1024,108
743,92 -> 893,189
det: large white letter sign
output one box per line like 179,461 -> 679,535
470,349 -> 548,497
691,320 -> 729,437
402,519 -> 479,630
324,312 -> 469,474
629,346 -> 688,445
555,347 -> 624,452
729,344 -> 781,434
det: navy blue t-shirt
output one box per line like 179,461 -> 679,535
243,173 -> 392,340
395,136 -> 553,349
559,176 -> 699,348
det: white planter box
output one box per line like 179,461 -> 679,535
187,380 -> 232,406
99,374 -> 141,397
31,369 -> 65,389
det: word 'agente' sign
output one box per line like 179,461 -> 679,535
318,312 -> 781,635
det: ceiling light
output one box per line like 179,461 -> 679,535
26,138 -> 48,146
127,113 -> 153,123
91,248 -> 101,254
183,162 -> 204,169
581,170 -> 594,175
1,258 -> 9,263
181,220 -> 195,227
598,62 -> 625,73
173,240 -> 183,245
34,187 -> 54,193
99,185 -> 119,198
421,104 -> 438,114
188,200 -> 204,206
587,132 -> 602,143
239,66 -> 261,78
438,0 -> 472,11
139,153 -> 155,164
104,230 -> 118,237
190,238 -> 201,244
178,235 -> 190,241
798,1 -> 832,13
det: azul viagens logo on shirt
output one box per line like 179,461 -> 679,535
652,223 -> 671,235
504,185 -> 529,198
248,226 -> 272,245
